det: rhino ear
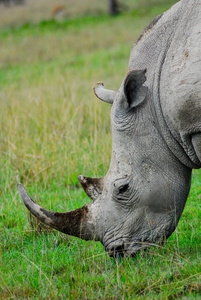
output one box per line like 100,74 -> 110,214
93,82 -> 116,104
124,69 -> 147,108
78,175 -> 104,201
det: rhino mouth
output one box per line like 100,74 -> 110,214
106,236 -> 159,257
104,236 -> 129,257
107,243 -> 126,258
106,242 -> 144,258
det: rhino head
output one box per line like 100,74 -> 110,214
18,69 -> 191,257
18,0 -> 200,257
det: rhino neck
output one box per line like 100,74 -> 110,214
158,1 -> 201,169
128,0 -> 199,169
151,53 -> 200,169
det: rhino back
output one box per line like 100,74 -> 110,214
128,1 -> 182,73
128,0 -> 201,168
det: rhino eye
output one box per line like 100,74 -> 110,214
118,184 -> 129,194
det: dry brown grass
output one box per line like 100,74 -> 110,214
0,0 -> 104,27
0,0 -> 132,27
0,0 -> 172,28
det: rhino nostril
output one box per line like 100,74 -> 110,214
108,244 -> 125,258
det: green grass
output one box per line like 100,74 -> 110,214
0,1 -> 201,299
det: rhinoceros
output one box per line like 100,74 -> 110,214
18,0 -> 201,257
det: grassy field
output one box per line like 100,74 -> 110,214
0,0 -> 201,299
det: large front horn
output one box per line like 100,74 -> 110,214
18,183 -> 96,241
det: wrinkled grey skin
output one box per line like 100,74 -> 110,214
18,0 -> 201,257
